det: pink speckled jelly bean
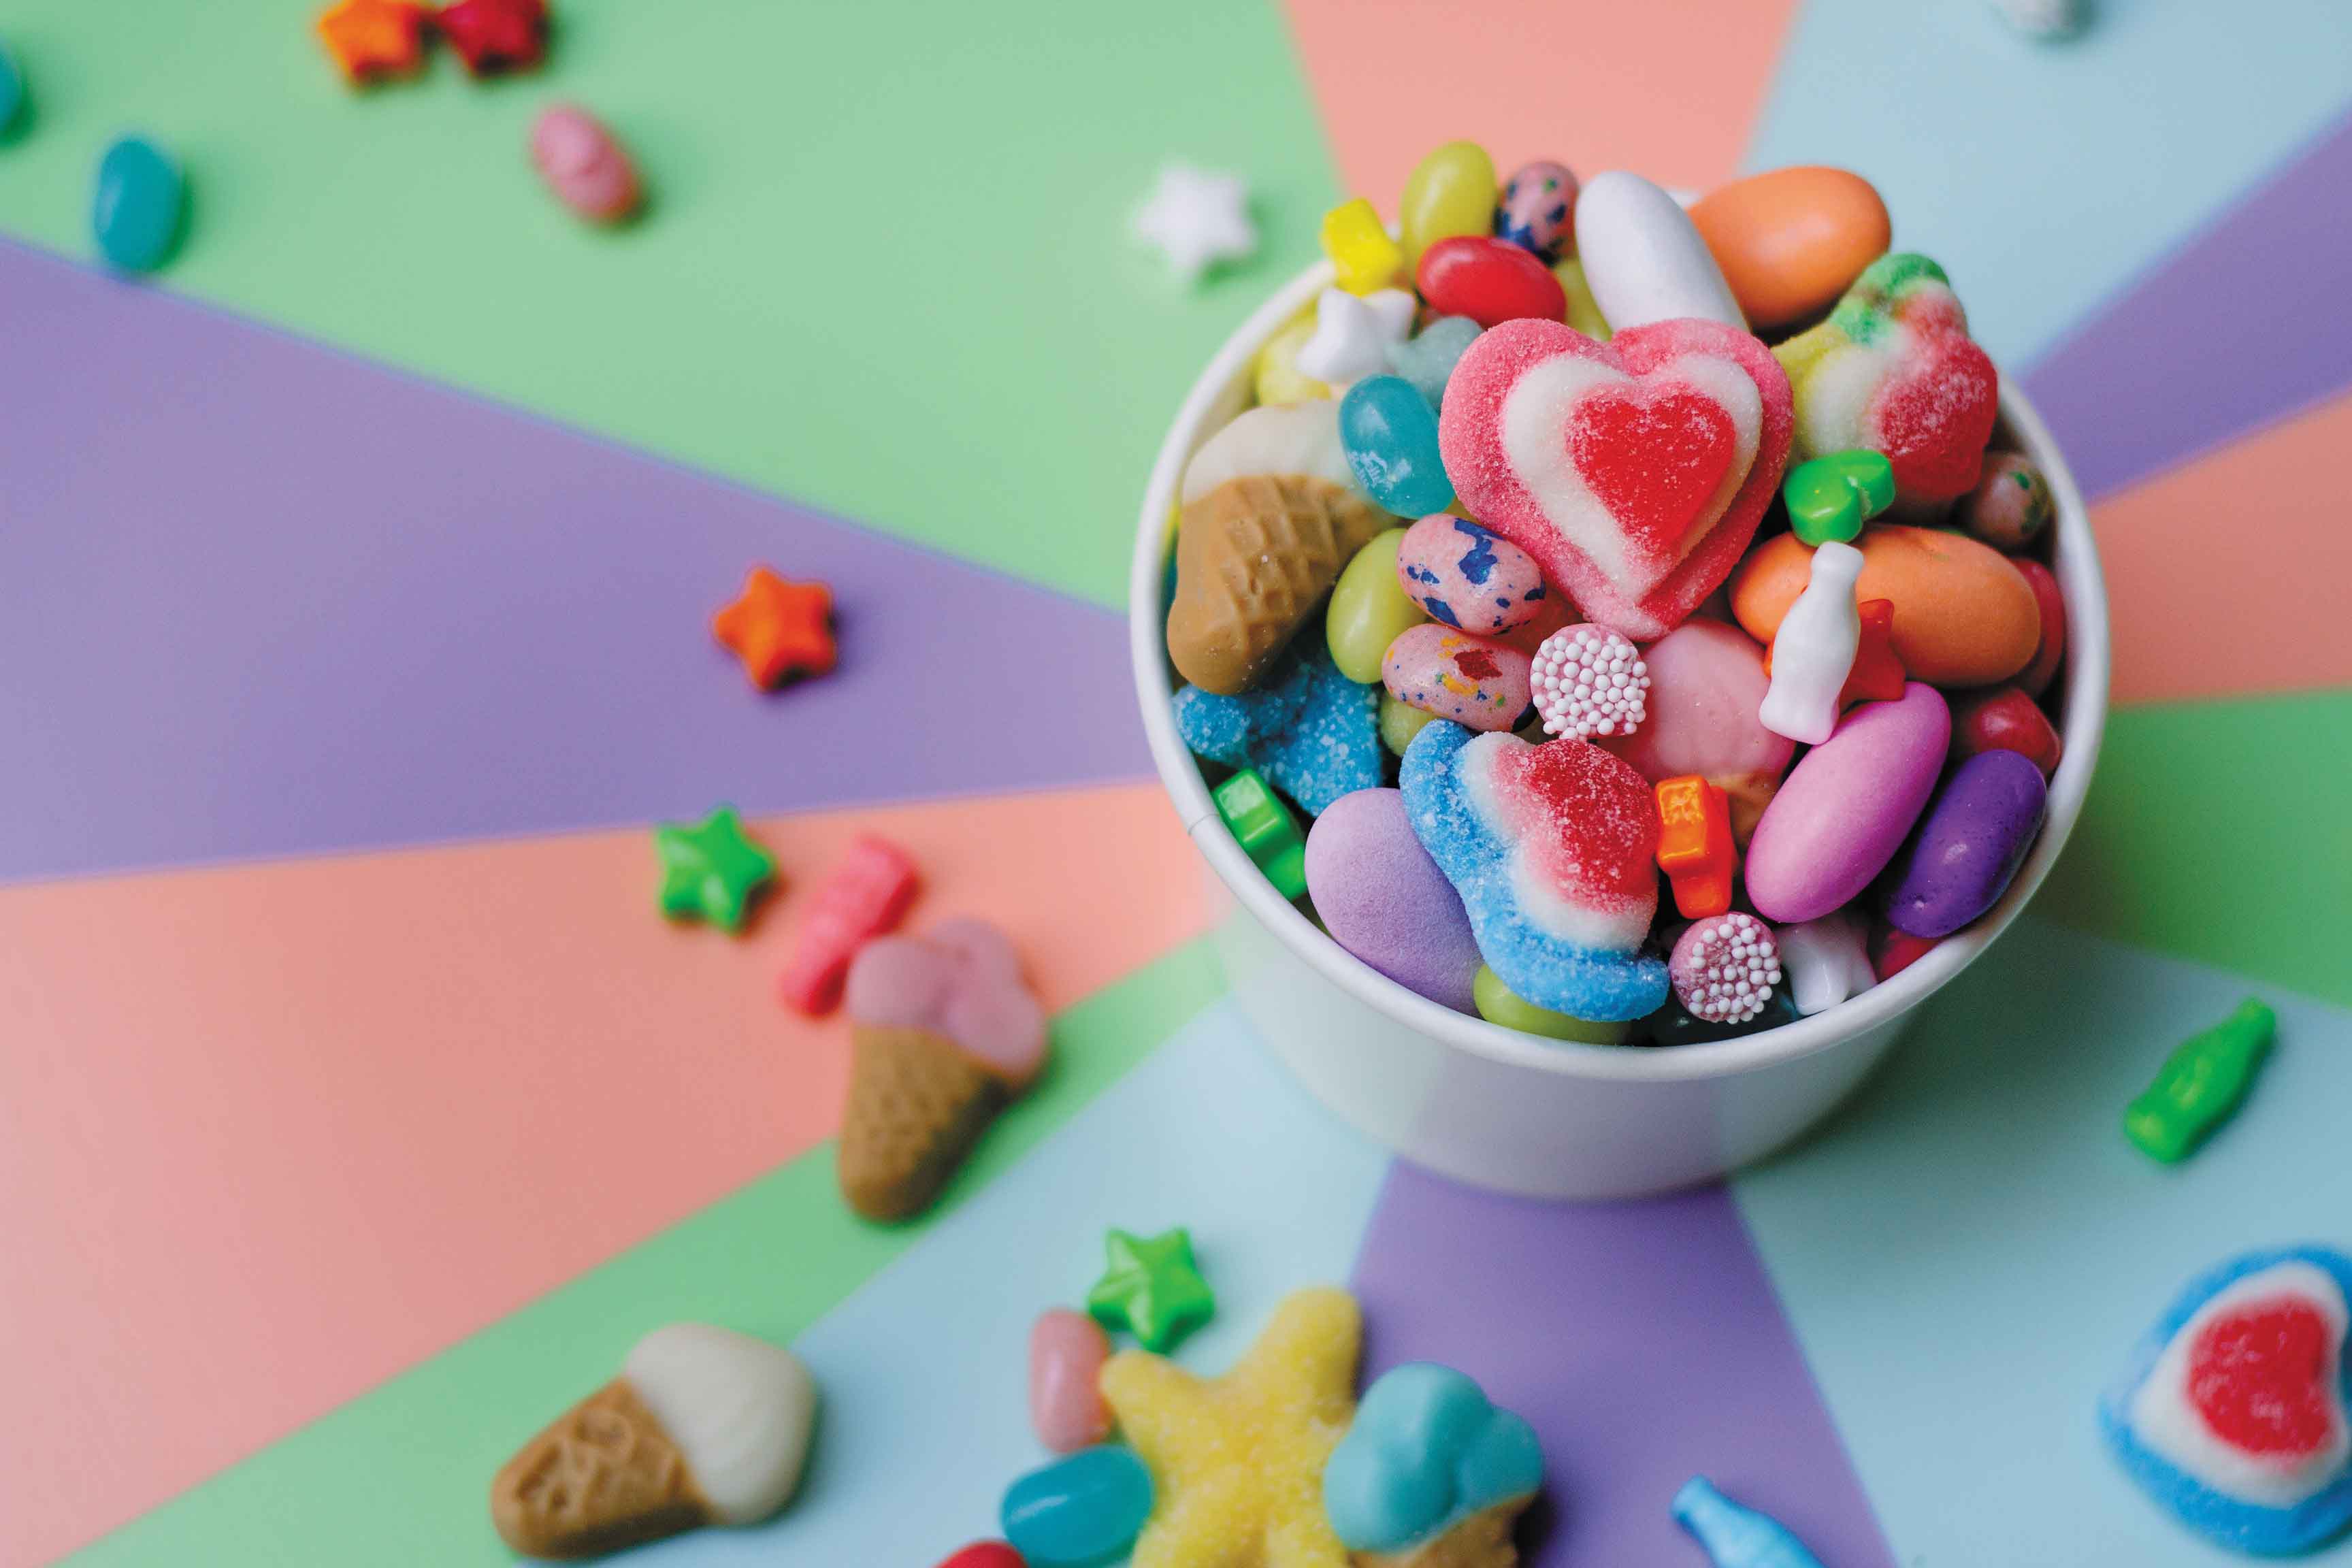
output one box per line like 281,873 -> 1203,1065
1382,623 -> 1533,731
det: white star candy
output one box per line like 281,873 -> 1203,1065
1133,163 -> 1256,282
1294,286 -> 1416,386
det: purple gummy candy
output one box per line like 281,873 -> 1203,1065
1881,748 -> 2048,938
1745,682 -> 1950,925
1304,787 -> 1482,1013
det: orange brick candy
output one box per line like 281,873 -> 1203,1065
1655,775 -> 1735,919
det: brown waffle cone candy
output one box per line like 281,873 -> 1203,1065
837,1022 -> 1014,1222
1165,472 -> 1389,694
1354,1494 -> 1533,1568
491,1377 -> 713,1558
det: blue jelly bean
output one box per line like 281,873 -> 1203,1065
92,134 -> 185,272
1384,315 -> 1482,411
1001,1445 -> 1153,1568
0,39 -> 24,137
1341,374 -> 1453,517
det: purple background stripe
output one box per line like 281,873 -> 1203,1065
0,242 -> 1146,883
1350,1166 -> 1895,1568
2023,103 -> 2352,500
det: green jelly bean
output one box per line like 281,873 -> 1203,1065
1327,529 -> 1426,685
1213,768 -> 1307,900
1553,256 -> 1612,342
2124,997 -> 2276,1162
1473,964 -> 1631,1044
1399,140 -> 1497,271
1782,449 -> 1897,546
1380,691 -> 1438,757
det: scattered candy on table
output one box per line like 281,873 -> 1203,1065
836,919 -> 1045,1222
1296,286 -> 1418,385
1670,913 -> 1782,1026
1323,1362 -> 1544,1564
1214,768 -> 1309,899
1655,775 -> 1737,919
1164,399 -> 1393,695
777,833 -> 918,1014
1172,637 -> 1382,817
436,0 -> 548,76
1029,1310 -> 1113,1454
91,134 -> 185,273
1780,448 -> 1896,546
491,1323 -> 816,1557
1132,162 -> 1256,283
1158,137 -> 2070,1051
1531,623 -> 1648,740
1688,166 -> 1891,333
315,0 -> 430,83
1304,787 -> 1480,1013
1673,1475 -> 1828,1568
2123,997 -> 2276,1164
1001,1445 -> 1153,1568
1098,1287 -> 1362,1567
1087,1227 -> 1215,1354
531,103 -> 640,224
654,804 -> 777,932
1989,0 -> 2087,39
712,566 -> 835,690
1402,723 -> 1668,1022
1756,539 -> 1863,745
2102,1247 -> 2352,1555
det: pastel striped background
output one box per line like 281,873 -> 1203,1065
1,1 -> 2346,1563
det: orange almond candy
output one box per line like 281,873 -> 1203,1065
1730,527 -> 2039,687
1690,167 -> 1891,331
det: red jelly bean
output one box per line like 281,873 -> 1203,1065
1952,686 -> 2061,778
2013,558 -> 2065,699
1416,235 -> 1567,329
934,1545 -> 1026,1568
1871,922 -> 1938,981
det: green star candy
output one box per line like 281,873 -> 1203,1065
1087,1226 -> 1215,1352
1782,448 -> 1897,546
655,805 -> 777,932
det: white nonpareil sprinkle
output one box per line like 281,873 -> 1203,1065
1531,624 -> 1650,741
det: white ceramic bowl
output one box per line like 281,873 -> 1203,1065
1130,263 -> 2110,1199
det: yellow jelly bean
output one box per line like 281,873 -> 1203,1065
1326,528 -> 1426,683
1254,313 -> 1331,407
1399,140 -> 1498,270
1380,690 -> 1438,756
1554,257 -> 1612,341
1320,197 -> 1403,294
1473,964 -> 1632,1044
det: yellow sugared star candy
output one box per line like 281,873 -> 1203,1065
1099,1286 -> 1362,1568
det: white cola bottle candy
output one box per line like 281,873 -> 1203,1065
1757,540 -> 1863,745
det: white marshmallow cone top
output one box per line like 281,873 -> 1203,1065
622,1324 -> 817,1526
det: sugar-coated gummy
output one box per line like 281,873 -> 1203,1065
1401,722 -> 1667,1022
1172,636 -> 1382,818
1304,788 -> 1482,1014
1471,964 -> 1629,1043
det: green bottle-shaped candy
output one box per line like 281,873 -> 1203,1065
2124,998 -> 2276,1162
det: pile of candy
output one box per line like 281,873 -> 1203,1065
1165,143 -> 2072,1047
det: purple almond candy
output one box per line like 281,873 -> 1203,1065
1882,748 -> 2049,938
1303,787 -> 1481,1013
1745,682 -> 1950,925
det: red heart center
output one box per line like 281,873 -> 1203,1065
1565,385 -> 1737,564
1486,738 -> 1661,914
2189,1297 -> 2337,1456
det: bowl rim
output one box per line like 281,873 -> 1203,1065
1128,261 -> 2112,1085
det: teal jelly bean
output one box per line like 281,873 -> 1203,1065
1781,449 -> 1895,546
1341,374 -> 1454,517
92,134 -> 185,272
1002,1445 -> 1154,1568
0,39 -> 24,136
1385,316 -> 1483,411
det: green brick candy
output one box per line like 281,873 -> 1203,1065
1212,768 -> 1307,900
2124,998 -> 2276,1163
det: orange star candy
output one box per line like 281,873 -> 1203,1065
316,0 -> 431,83
713,568 -> 835,691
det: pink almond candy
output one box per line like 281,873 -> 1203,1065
1029,1309 -> 1113,1453
1744,681 -> 1950,924
530,103 -> 640,224
1599,619 -> 1793,840
1382,623 -> 1532,732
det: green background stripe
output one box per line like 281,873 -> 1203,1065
65,942 -> 1222,1566
2038,691 -> 2352,1008
0,1 -> 1339,608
